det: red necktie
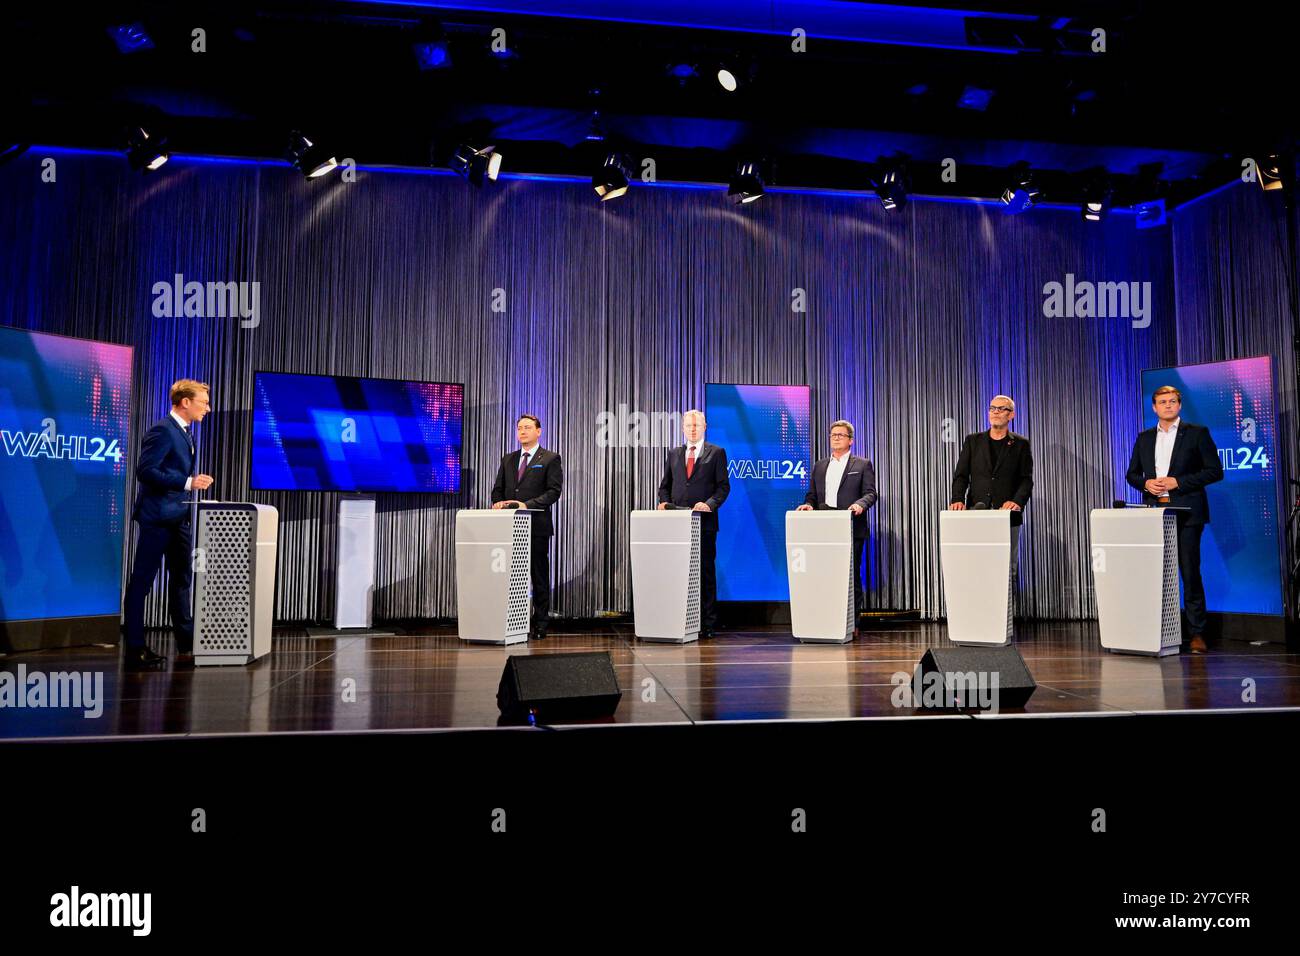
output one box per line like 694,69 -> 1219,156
686,446 -> 696,479
517,451 -> 531,482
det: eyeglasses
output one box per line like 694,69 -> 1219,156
988,405 -> 1012,413
829,432 -> 851,439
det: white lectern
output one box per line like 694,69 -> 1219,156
786,510 -> 855,643
630,509 -> 700,643
335,497 -> 376,629
1091,507 -> 1181,656
194,502 -> 278,666
455,509 -> 533,645
939,510 -> 1013,646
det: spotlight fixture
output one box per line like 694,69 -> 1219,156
667,63 -> 698,84
106,22 -> 154,54
452,143 -> 502,186
1257,154 -> 1286,192
593,153 -> 629,201
124,127 -> 168,172
728,161 -> 765,204
1134,199 -> 1167,230
1080,175 -> 1113,222
874,165 -> 909,211
287,132 -> 338,179
956,84 -> 994,111
1000,162 -> 1041,212
413,39 -> 452,71
715,59 -> 752,93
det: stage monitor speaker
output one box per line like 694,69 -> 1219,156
497,652 -> 623,722
917,646 -> 1036,710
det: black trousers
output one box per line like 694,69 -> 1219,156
123,518 -> 193,650
530,529 -> 552,628
1178,518 -> 1208,635
701,526 -> 718,630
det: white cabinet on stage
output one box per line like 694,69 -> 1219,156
194,502 -> 279,666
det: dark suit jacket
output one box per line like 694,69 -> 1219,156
803,454 -> 878,540
491,446 -> 563,536
950,431 -> 1034,526
657,442 -> 730,531
132,416 -> 196,526
1125,421 -> 1223,525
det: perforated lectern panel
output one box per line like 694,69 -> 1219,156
685,516 -> 701,633
507,512 -> 532,635
1160,518 -> 1181,648
196,509 -> 253,655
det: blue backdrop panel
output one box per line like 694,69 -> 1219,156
0,327 -> 134,621
706,383 -> 811,601
1139,356 -> 1283,615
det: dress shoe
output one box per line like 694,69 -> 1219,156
123,646 -> 166,670
1188,635 -> 1208,654
699,629 -> 715,640
531,627 -> 548,641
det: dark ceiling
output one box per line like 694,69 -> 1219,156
4,1 -> 1296,206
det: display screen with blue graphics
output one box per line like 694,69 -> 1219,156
251,371 -> 463,493
705,383 -> 811,601
1139,357 -> 1283,615
0,327 -> 134,622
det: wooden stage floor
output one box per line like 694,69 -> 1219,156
3,620 -> 1299,739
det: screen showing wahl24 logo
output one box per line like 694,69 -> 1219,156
706,383 -> 812,602
0,327 -> 134,623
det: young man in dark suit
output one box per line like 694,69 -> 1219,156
657,409 -> 730,637
491,414 -> 564,640
797,419 -> 878,636
122,379 -> 214,669
949,395 -> 1034,597
1125,385 -> 1224,653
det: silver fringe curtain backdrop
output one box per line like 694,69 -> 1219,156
2,153 -> 1287,623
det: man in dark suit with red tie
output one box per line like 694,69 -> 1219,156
658,409 -> 730,638
1125,385 -> 1224,652
491,414 -> 564,640
796,419 -> 878,635
122,379 -> 214,669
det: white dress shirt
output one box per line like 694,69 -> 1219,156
684,441 -> 703,471
824,452 -> 850,508
170,410 -> 194,491
1154,418 -> 1180,478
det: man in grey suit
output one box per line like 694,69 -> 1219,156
657,409 -> 730,637
797,419 -> 878,635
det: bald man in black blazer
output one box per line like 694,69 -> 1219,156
491,414 -> 563,639
657,409 -> 730,637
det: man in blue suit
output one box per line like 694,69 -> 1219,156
1125,385 -> 1224,653
121,379 -> 214,669
658,409 -> 730,637
797,419 -> 878,635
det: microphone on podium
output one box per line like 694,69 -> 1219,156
972,501 -> 989,511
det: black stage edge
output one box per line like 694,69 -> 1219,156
4,711 -> 1293,940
